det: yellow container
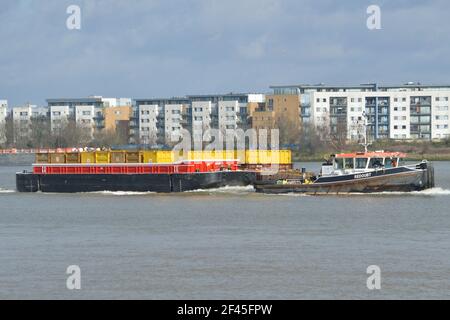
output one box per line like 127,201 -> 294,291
223,150 -> 235,160
126,151 -> 140,163
110,151 -> 126,163
50,153 -> 66,164
279,150 -> 292,164
65,152 -> 80,164
141,150 -> 156,163
245,150 -> 259,164
35,153 -> 49,163
187,151 -> 203,161
234,150 -> 246,163
80,152 -> 95,163
156,150 -> 174,163
95,151 -> 110,163
258,150 -> 273,164
202,150 -> 216,160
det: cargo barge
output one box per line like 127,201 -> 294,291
16,150 -> 292,193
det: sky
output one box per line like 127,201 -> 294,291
1,0 -> 450,107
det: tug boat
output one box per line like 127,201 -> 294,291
254,151 -> 435,194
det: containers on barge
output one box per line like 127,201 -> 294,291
17,149 -> 292,193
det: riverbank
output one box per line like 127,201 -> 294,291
292,140 -> 450,162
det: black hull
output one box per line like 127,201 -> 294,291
16,171 -> 256,193
254,163 -> 435,194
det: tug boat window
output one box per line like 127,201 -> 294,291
355,158 -> 368,169
344,158 -> 354,169
368,158 -> 384,168
335,158 -> 344,170
385,158 -> 397,168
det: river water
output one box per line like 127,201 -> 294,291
1,162 -> 450,299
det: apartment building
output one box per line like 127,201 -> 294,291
269,83 -> 450,141
11,104 -> 48,139
132,98 -> 190,145
132,94 -> 264,145
252,91 -> 300,132
104,106 -> 132,135
47,97 -> 131,133
0,100 -> 8,144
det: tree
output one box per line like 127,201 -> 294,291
278,111 -> 300,147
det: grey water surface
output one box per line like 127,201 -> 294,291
0,162 -> 449,299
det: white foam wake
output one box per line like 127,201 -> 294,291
0,188 -> 15,194
266,187 -> 450,197
90,191 -> 156,196
329,187 -> 450,196
185,185 -> 255,194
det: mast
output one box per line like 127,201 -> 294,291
359,112 -> 372,153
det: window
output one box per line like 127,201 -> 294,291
435,97 -> 440,101
394,125 -> 398,129
358,98 -> 362,102
355,158 -> 368,169
351,98 -> 355,102
316,98 -> 320,103
394,98 -> 398,102
369,158 -> 384,168
323,98 -> 327,103
402,98 -> 406,102
394,107 -> 398,111
334,158 -> 344,170
344,158 -> 354,169
402,125 -> 407,129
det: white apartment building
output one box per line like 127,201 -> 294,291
164,104 -> 184,143
191,101 -> 212,142
138,104 -> 160,144
0,100 -> 7,123
102,97 -> 132,108
272,83 -> 450,141
75,105 -> 95,136
50,105 -> 70,132
11,104 -> 47,139
218,100 -> 239,132
132,94 -> 265,145
0,100 -> 8,144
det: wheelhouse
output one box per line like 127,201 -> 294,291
322,151 -> 407,176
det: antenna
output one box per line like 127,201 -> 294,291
359,112 -> 372,153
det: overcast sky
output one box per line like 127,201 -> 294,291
1,0 -> 450,106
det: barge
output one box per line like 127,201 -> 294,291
16,150 -> 291,193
